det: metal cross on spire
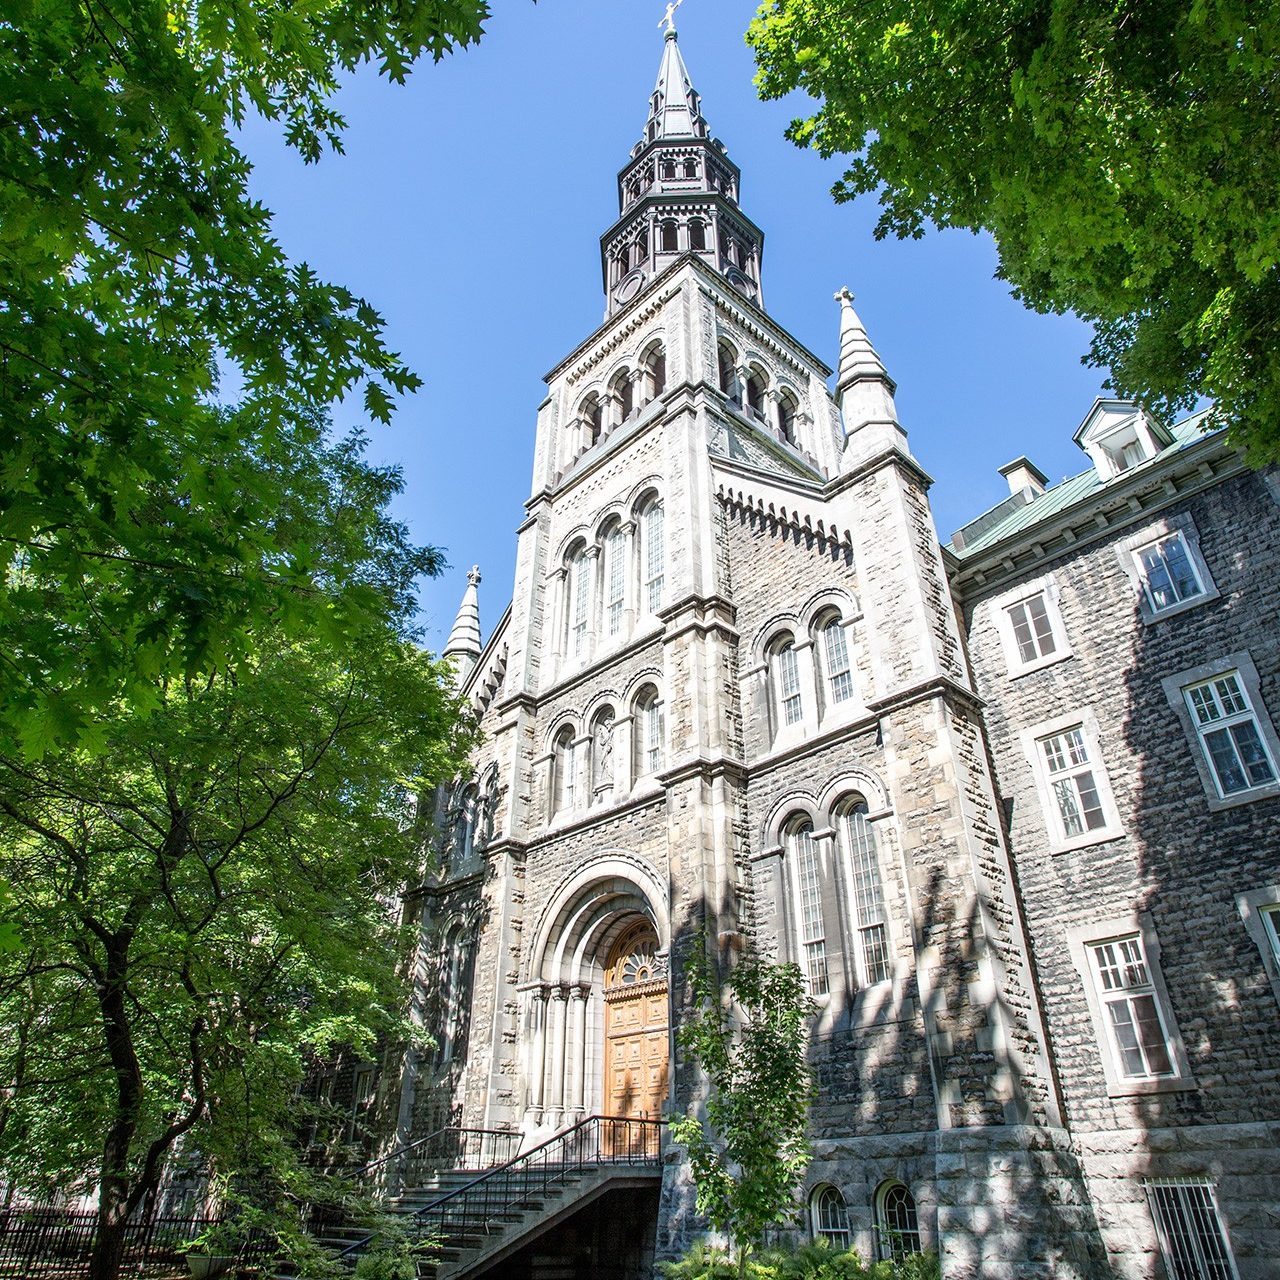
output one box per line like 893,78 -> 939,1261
658,0 -> 684,33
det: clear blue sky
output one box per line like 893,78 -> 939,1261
238,0 -> 1111,653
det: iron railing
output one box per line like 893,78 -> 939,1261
352,1125 -> 520,1196
338,1114 -> 663,1267
0,1206 -> 261,1277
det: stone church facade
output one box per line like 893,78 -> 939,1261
381,28 -> 1280,1280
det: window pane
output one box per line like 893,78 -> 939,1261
860,923 -> 890,986
823,620 -> 853,704
1148,1182 -> 1236,1280
1052,778 -> 1085,837
1230,721 -> 1276,786
1262,906 -> 1280,965
792,828 -> 828,995
1205,727 -> 1249,794
1131,993 -> 1173,1076
606,530 -> 625,635
644,503 -> 664,611
1105,998 -> 1149,1078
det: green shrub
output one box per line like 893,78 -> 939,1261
662,1238 -> 940,1280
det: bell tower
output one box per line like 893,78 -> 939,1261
600,25 -> 765,315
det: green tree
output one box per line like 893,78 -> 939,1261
0,417 -> 475,1280
749,1 -> 1280,462
0,0 -> 489,749
672,945 -> 816,1276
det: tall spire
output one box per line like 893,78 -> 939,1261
646,25 -> 707,142
599,26 -> 765,316
443,566 -> 482,684
834,288 -> 908,467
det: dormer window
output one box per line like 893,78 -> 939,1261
1074,398 -> 1172,481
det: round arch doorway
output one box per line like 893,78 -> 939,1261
602,919 -> 669,1128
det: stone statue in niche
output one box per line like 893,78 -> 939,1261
592,712 -> 615,797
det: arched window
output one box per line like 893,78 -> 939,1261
553,726 -> 577,813
777,389 -> 799,444
689,220 -> 706,252
818,613 -> 854,706
643,343 -> 666,400
566,544 -> 591,656
602,523 -> 626,637
580,393 -> 603,449
877,1182 -> 922,1260
717,342 -> 737,400
768,634 -> 803,728
837,800 -> 890,986
633,686 -> 664,778
612,370 -> 635,423
787,820 -> 828,996
437,922 -> 476,1065
719,229 -> 735,266
633,234 -> 648,266
745,367 -> 766,418
590,706 -> 616,799
684,159 -> 698,179
661,159 -> 676,181
640,498 -> 664,612
661,220 -> 679,252
810,1185 -> 850,1250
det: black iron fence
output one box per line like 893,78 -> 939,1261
0,1207 -> 267,1278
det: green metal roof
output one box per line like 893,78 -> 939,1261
948,412 -> 1218,561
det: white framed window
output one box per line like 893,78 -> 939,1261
820,616 -> 855,707
991,575 -> 1072,677
1089,935 -> 1174,1081
633,686 -> 663,779
603,526 -> 626,637
809,1185 -> 850,1249
1021,712 -> 1123,853
837,802 -> 890,986
1163,654 -> 1280,809
641,500 -> 664,613
1118,516 -> 1219,623
553,727 -> 577,813
1145,1180 -> 1239,1280
1265,905 -> 1280,967
787,822 -> 829,996
1068,915 -> 1192,1097
1183,672 -> 1277,798
876,1181 -> 922,1261
567,549 -> 591,656
1075,400 -> 1170,481
770,637 -> 803,728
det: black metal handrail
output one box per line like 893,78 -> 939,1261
349,1125 -> 519,1192
337,1113 -> 663,1265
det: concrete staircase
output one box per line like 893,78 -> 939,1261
312,1115 -> 664,1279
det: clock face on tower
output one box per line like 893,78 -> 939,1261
724,267 -> 757,301
615,269 -> 646,306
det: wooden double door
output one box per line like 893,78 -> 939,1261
602,922 -> 668,1125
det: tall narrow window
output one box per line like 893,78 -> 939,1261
553,727 -> 577,813
788,823 -> 828,996
745,368 -> 766,418
1135,533 -> 1204,614
810,1186 -> 850,1249
1087,935 -> 1175,1081
1183,671 -> 1277,797
770,637 -> 802,727
644,344 -> 666,399
777,390 -> 798,444
839,802 -> 890,986
821,617 -> 854,705
877,1183 -> 922,1261
717,342 -> 737,398
604,526 -> 626,637
568,549 -> 590,656
1038,726 -> 1107,838
642,500 -> 664,612
689,220 -> 706,251
580,394 -> 602,449
683,159 -> 698,179
634,687 -> 663,777
661,220 -> 679,252
1146,1180 -> 1238,1280
438,923 -> 476,1065
613,371 -> 635,422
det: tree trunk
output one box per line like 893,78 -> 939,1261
87,1181 -> 131,1280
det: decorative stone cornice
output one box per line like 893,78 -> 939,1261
715,483 -> 855,554
557,285 -> 681,388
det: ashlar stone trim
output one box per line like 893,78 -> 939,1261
1234,884 -> 1280,1010
1159,650 -> 1280,811
1019,708 -> 1125,855
1113,509 -> 1221,625
1065,911 -> 1196,1099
